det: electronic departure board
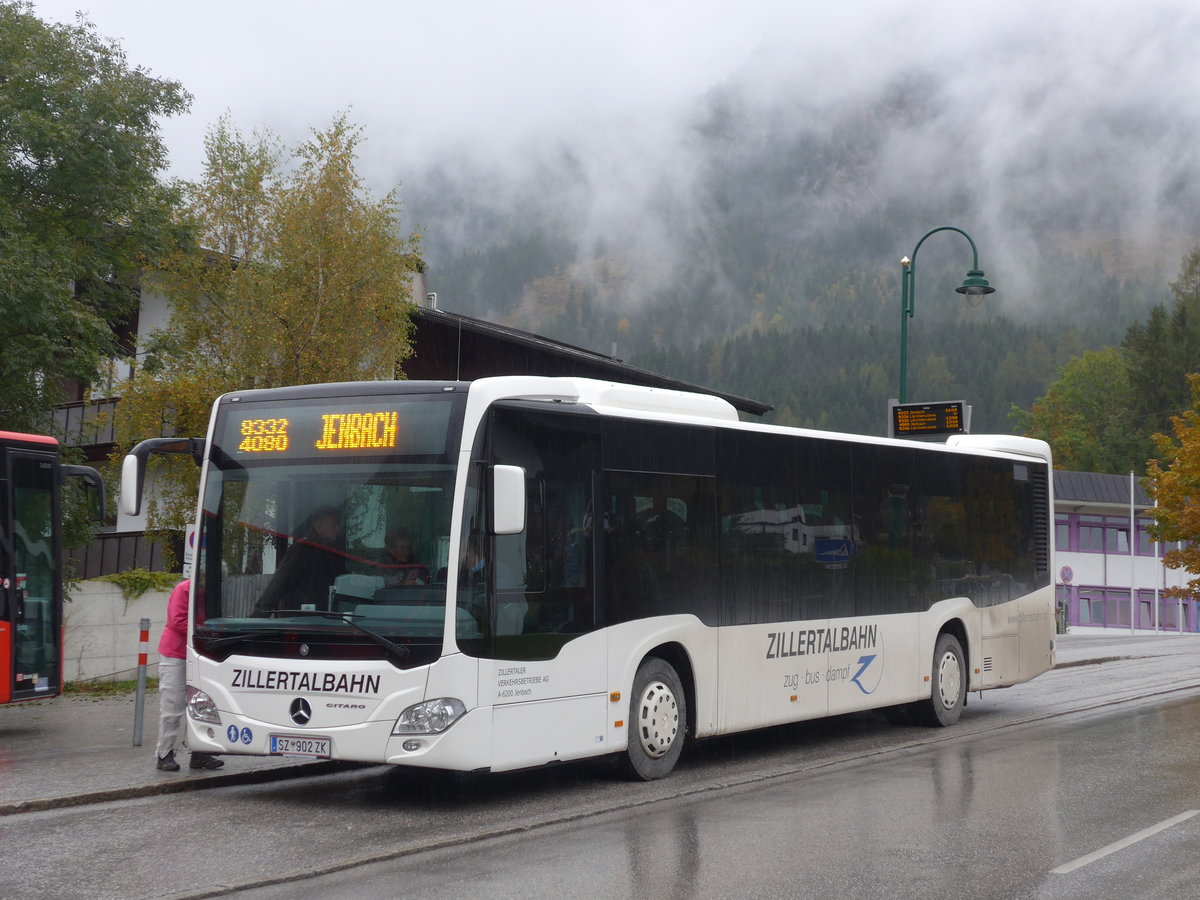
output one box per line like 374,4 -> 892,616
891,401 -> 967,438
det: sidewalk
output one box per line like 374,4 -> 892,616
2,632 -> 1197,815
0,689 -> 351,815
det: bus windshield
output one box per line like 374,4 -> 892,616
197,460 -> 458,667
194,391 -> 465,669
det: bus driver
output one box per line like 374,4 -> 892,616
251,506 -> 345,615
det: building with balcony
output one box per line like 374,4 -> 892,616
56,276 -> 771,578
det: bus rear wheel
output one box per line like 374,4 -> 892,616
912,632 -> 966,727
620,657 -> 686,781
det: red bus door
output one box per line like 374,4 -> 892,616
1,448 -> 63,704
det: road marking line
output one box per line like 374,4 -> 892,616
1052,810 -> 1200,875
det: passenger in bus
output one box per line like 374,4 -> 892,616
460,531 -> 486,592
156,579 -> 223,771
252,506 -> 346,615
454,531 -> 489,636
381,528 -> 429,585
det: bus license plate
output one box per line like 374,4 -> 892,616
269,735 -> 331,758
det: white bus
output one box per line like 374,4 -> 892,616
122,376 -> 1054,780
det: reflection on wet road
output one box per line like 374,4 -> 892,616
249,692 -> 1200,900
5,636 -> 1199,900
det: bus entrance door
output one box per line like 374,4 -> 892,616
3,452 -> 61,703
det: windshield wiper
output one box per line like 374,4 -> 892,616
266,609 -> 412,661
200,630 -> 262,650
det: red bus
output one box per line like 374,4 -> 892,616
0,431 -> 103,704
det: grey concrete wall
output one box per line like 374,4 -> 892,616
62,582 -> 172,683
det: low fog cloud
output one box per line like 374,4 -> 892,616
32,0 -> 1200,314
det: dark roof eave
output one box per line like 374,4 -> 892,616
1053,470 -> 1152,508
412,306 -> 773,417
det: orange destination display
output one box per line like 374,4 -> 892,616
238,418 -> 291,453
219,397 -> 454,461
315,411 -> 399,451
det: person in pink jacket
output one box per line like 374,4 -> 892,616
156,579 -> 223,771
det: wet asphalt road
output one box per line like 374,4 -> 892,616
3,634 -> 1199,900
244,693 -> 1200,900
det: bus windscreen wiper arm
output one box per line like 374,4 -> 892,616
202,631 -> 259,650
267,609 -> 412,660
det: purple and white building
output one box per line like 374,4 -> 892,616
1054,470 -> 1195,632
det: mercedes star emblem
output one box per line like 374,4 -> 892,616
289,697 -> 312,726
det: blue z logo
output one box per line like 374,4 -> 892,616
850,654 -> 877,694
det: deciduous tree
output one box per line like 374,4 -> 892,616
117,114 -> 422,529
1146,373 -> 1200,600
0,1 -> 189,429
1011,347 -> 1149,473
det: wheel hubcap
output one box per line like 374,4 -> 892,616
637,680 -> 679,758
937,651 -> 962,710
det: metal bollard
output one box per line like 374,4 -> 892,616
132,617 -> 150,747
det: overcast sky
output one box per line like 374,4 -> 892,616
28,0 -> 1200,309
33,0 -> 797,183
31,0 -> 1198,188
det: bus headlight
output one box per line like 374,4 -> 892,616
392,698 -> 466,735
186,686 -> 221,725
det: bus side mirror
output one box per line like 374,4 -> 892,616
120,452 -> 145,517
120,437 -> 205,517
492,465 -> 526,535
60,465 -> 106,522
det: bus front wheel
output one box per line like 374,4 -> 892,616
620,657 -> 686,781
912,632 -> 966,727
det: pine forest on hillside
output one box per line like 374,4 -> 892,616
413,67 -> 1188,441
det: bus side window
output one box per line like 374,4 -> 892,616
603,471 -> 717,627
505,480 -> 594,638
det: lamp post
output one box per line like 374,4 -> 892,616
898,226 -> 995,404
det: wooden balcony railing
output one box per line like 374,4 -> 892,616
52,398 -> 120,448
67,531 -> 183,579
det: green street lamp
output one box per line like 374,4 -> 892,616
898,226 -> 995,404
